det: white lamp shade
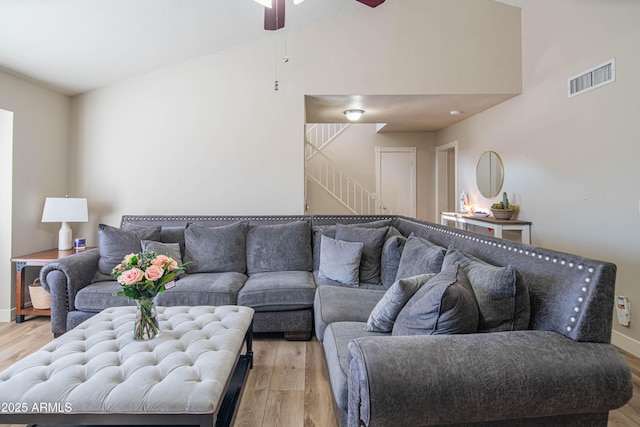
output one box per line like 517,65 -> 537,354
41,198 -> 88,223
42,197 -> 88,250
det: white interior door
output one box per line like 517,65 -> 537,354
375,147 -> 416,216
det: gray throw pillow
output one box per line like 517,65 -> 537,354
312,221 -> 394,272
365,273 -> 435,332
184,222 -> 248,273
335,224 -> 389,284
394,233 -> 445,281
318,235 -> 363,287
312,225 -> 337,272
392,263 -> 479,336
381,234 -> 407,288
141,240 -> 185,278
97,224 -> 161,275
442,246 -> 530,332
246,221 -> 313,274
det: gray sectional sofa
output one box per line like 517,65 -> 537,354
39,214 -> 633,426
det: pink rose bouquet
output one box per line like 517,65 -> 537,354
111,251 -> 188,300
112,251 -> 189,340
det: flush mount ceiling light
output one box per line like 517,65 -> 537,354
344,109 -> 365,121
450,110 -> 462,115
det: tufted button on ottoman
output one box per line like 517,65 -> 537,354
0,305 -> 254,427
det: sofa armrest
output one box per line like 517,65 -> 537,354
347,330 -> 632,427
39,248 -> 100,335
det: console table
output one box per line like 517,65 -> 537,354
11,248 -> 89,323
440,212 -> 532,244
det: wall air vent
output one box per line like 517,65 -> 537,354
568,58 -> 615,98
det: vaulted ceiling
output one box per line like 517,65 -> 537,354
0,0 -> 522,131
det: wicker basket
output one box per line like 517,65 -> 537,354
28,279 -> 50,310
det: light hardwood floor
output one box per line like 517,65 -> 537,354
0,318 -> 638,427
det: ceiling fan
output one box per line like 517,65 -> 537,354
254,0 -> 385,31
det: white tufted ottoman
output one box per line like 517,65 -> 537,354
0,305 -> 254,427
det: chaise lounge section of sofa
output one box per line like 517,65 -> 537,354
39,214 -> 633,426
311,215 -> 632,426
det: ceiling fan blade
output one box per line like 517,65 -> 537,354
264,0 -> 285,30
356,0 -> 385,7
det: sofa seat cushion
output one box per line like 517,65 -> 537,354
156,272 -> 247,306
238,271 -> 316,312
75,281 -> 134,312
75,273 -> 247,312
314,281 -> 386,341
323,322 -> 389,411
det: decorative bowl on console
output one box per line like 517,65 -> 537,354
490,208 -> 516,220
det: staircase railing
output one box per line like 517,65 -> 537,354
305,123 -> 350,159
305,142 -> 389,215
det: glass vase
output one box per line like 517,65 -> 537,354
134,296 -> 159,341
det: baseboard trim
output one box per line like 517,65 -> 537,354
612,329 -> 640,358
0,307 -> 15,323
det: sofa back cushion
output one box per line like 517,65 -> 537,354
394,233 -> 445,281
312,220 -> 393,272
184,221 -> 248,273
380,234 -> 407,288
141,240 -> 185,278
96,224 -> 161,277
442,246 -> 530,332
159,226 -> 186,256
246,221 -> 313,274
365,273 -> 435,332
335,224 -> 388,285
392,263 -> 479,336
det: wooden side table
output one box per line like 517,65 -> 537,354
11,248 -> 86,323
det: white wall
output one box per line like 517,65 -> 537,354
0,70 -> 70,321
0,108 -> 14,322
436,0 -> 640,353
70,0 -> 521,244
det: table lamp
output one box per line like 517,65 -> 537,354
41,197 -> 88,250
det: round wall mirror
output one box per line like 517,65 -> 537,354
476,151 -> 504,198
